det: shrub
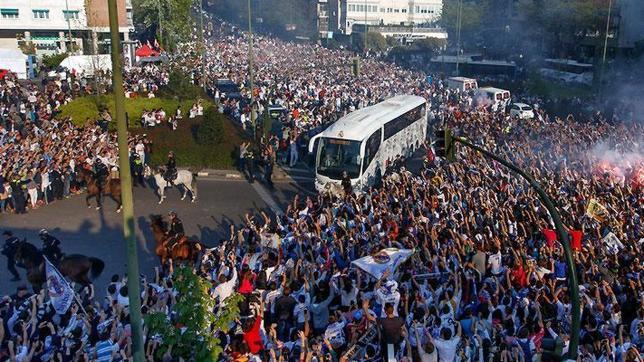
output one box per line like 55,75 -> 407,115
196,107 -> 225,145
144,267 -> 243,361
163,69 -> 202,101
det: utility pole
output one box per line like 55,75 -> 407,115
198,0 -> 206,93
364,0 -> 368,52
106,1 -> 144,361
64,0 -> 73,52
158,1 -> 163,47
455,0 -> 463,76
600,0 -> 613,96
247,0 -> 256,141
450,136 -> 580,360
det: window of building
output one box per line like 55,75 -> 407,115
402,8 -> 407,13
1,8 -> 19,18
387,8 -> 392,13
33,9 -> 49,19
348,4 -> 355,11
63,10 -> 79,20
394,8 -> 399,13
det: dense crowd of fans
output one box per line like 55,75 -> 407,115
0,65 -> 159,214
1,18 -> 643,362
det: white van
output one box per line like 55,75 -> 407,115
478,87 -> 511,109
446,77 -> 478,92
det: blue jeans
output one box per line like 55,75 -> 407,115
289,147 -> 298,167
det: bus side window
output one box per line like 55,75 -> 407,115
364,129 -> 382,168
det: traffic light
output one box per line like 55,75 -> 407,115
352,57 -> 360,77
433,129 -> 456,162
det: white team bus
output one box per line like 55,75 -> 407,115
308,95 -> 427,192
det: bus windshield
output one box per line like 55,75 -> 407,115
317,137 -> 362,180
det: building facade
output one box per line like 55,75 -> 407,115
0,0 -> 133,57
325,0 -> 442,36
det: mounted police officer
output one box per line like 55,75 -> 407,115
165,211 -> 184,251
164,151 -> 177,186
2,231 -> 21,281
39,229 -> 62,264
94,158 -> 109,192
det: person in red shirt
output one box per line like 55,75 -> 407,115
238,266 -> 255,295
243,304 -> 264,355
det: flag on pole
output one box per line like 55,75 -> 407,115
45,258 -> 75,314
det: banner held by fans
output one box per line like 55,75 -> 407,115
45,257 -> 75,314
351,248 -> 414,279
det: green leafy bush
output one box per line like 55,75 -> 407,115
144,267 -> 243,361
196,107 -> 225,145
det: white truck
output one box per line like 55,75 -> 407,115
446,77 -> 478,92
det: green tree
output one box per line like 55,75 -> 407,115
42,53 -> 69,69
145,267 -> 243,361
517,0 -> 613,58
355,32 -> 388,52
414,38 -> 447,52
440,0 -> 489,45
133,0 -> 193,50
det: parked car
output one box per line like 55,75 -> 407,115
215,79 -> 241,100
509,102 -> 535,119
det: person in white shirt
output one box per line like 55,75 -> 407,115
414,322 -> 438,362
375,272 -> 401,317
324,312 -> 347,349
488,248 -> 503,277
213,262 -> 237,304
431,322 -> 461,362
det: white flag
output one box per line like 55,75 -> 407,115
45,258 -> 75,314
351,248 -> 414,279
602,232 -> 624,255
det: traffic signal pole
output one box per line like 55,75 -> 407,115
451,136 -> 580,360
107,0 -> 144,360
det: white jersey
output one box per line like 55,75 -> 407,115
375,288 -> 401,317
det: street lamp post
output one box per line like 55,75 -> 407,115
600,0 -> 613,95
106,0 -> 144,361
197,0 -> 207,93
455,0 -> 463,76
64,0 -> 73,52
247,0 -> 256,141
452,136 -> 580,360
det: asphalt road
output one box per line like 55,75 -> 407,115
0,175 -> 305,296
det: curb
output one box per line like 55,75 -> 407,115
186,167 -> 300,181
194,169 -> 243,179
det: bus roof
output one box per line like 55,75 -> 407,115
479,86 -> 509,93
448,77 -> 476,82
320,95 -> 426,141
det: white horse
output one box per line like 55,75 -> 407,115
144,165 -> 198,204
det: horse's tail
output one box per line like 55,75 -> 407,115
88,257 -> 105,280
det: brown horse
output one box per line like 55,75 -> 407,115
14,241 -> 105,292
75,168 -> 123,212
149,215 -> 202,265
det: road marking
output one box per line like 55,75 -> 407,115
250,182 -> 284,214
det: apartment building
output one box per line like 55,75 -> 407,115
0,0 -> 133,56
